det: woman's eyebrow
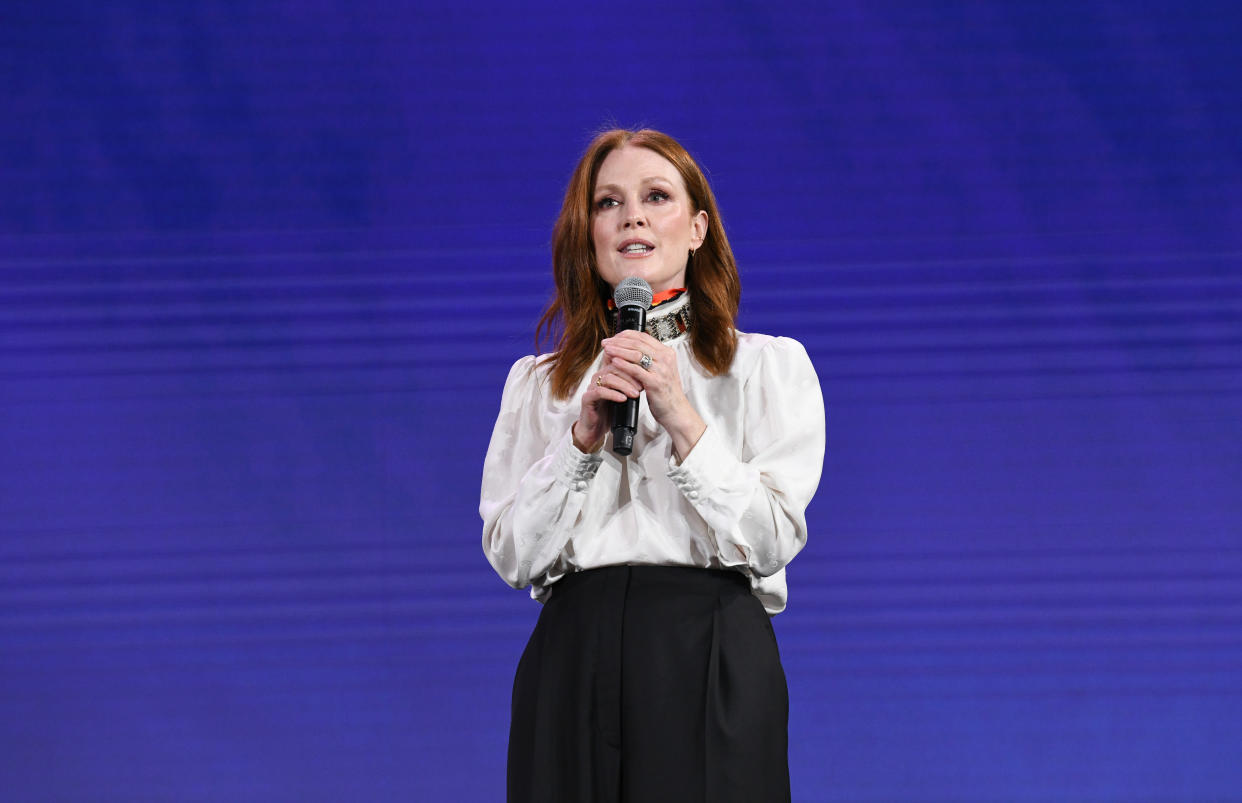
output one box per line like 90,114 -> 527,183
595,177 -> 674,194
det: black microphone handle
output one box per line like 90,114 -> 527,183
611,304 -> 647,455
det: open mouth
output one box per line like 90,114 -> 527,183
619,241 -> 654,254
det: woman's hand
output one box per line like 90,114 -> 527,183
587,330 -> 706,461
572,354 -> 638,452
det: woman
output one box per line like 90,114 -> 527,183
481,128 -> 825,802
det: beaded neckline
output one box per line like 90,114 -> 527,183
608,290 -> 692,344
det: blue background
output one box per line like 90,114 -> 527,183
3,2 -> 1241,800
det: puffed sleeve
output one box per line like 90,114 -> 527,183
480,357 -> 604,590
666,337 -> 825,579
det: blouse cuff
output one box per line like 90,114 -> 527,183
666,424 -> 730,502
553,430 -> 604,492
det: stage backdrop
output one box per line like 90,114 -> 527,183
3,2 -> 1241,801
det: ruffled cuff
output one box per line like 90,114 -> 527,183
666,424 -> 731,503
553,429 -> 604,492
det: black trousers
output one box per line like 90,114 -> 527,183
508,566 -> 790,803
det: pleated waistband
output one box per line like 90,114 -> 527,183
549,565 -> 750,601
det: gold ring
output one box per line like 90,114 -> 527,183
595,375 -> 603,386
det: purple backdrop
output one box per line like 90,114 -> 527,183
3,2 -> 1241,800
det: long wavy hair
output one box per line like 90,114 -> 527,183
536,128 -> 740,400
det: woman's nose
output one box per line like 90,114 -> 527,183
624,212 -> 647,228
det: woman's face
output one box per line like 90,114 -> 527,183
591,145 -> 708,294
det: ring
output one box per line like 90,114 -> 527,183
595,375 -> 603,386
639,353 -> 652,371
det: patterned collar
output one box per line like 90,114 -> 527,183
608,290 -> 692,344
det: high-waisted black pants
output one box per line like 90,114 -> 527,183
507,565 -> 790,803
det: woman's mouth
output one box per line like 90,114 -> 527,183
618,240 -> 655,255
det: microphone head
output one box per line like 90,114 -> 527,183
613,277 -> 653,311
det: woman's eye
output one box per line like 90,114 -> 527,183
647,190 -> 670,202
596,197 -> 619,210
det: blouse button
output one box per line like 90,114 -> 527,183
687,490 -> 699,500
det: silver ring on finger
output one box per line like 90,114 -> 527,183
639,353 -> 652,371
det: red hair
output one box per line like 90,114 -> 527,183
536,128 -> 741,399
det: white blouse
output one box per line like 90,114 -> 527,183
480,306 -> 825,614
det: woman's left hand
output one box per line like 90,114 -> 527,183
601,330 -> 706,461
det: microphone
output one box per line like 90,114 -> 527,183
611,277 -> 652,455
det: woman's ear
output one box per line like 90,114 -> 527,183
690,210 -> 709,251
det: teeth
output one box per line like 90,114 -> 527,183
623,244 -> 652,253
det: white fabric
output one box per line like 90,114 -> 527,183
480,322 -> 825,614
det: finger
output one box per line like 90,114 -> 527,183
597,388 -> 630,403
604,334 -> 667,365
608,335 -> 671,373
610,356 -> 658,388
608,330 -> 666,353
589,383 -> 630,403
598,369 -> 643,398
602,342 -> 647,365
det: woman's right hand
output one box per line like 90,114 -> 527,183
573,358 -> 642,452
